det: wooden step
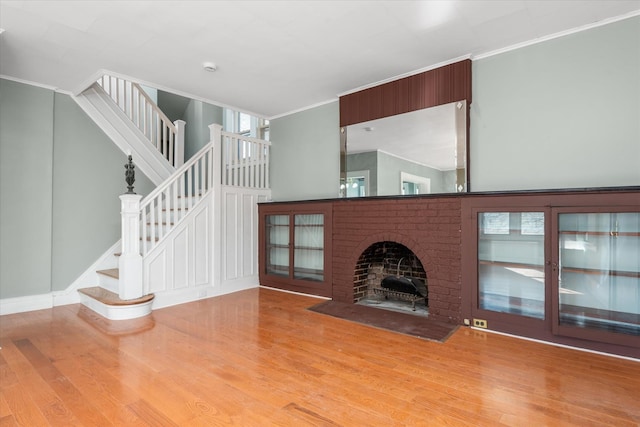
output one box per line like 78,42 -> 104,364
78,287 -> 154,306
97,268 -> 119,279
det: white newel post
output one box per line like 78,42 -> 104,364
209,124 -> 223,287
174,120 -> 186,167
119,194 -> 144,300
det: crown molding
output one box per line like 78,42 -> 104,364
473,9 -> 640,61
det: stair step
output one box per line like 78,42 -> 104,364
97,268 -> 119,279
78,287 -> 154,306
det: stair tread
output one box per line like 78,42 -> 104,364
78,286 -> 154,306
97,268 -> 119,279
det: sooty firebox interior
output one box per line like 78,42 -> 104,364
353,241 -> 428,316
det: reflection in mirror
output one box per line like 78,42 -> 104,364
340,101 -> 467,197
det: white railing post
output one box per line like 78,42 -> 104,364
119,194 -> 144,300
209,124 -> 223,287
175,119 -> 186,167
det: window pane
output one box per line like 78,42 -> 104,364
558,212 -> 640,335
478,212 -> 545,318
521,212 -> 544,235
482,212 -> 510,234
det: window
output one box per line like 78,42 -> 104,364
223,109 -> 269,140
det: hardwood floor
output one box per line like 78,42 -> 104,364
1,287 -> 639,426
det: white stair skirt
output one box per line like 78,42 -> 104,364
78,287 -> 154,320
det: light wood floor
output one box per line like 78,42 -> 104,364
1,287 -> 639,426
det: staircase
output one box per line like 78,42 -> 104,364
75,74 -> 271,321
77,194 -> 198,320
74,75 -> 184,185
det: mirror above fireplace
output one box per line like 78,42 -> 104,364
341,100 -> 467,197
338,59 -> 472,198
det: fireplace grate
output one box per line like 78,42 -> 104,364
372,287 -> 427,311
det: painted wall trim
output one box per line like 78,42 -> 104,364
0,74 -> 64,93
473,9 -> 640,61
269,98 -> 339,121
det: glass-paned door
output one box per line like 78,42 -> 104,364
478,211 -> 546,319
294,214 -> 324,281
555,211 -> 640,338
265,215 -> 289,277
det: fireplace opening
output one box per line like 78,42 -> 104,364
353,241 -> 428,317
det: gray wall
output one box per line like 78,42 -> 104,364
347,151 -> 450,196
471,15 -> 640,191
377,151 -> 447,195
183,99 -> 224,161
270,101 -> 340,201
157,90 -> 191,123
0,79 -> 155,298
0,80 -> 54,298
157,91 -> 223,162
347,151 -> 378,196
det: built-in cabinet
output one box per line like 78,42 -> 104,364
258,189 -> 638,357
259,202 -> 332,297
462,191 -> 640,355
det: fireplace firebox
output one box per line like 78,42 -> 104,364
354,242 -> 428,312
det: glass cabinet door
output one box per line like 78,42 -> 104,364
265,215 -> 290,277
477,211 -> 546,319
556,211 -> 640,338
293,214 -> 324,281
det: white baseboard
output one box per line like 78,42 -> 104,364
0,240 -> 120,316
151,278 -> 259,310
0,293 -> 54,315
0,249 -> 261,316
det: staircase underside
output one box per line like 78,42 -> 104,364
78,287 -> 154,320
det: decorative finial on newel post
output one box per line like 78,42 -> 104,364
119,154 -> 143,301
125,155 -> 136,194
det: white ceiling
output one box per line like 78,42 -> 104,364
1,1 -> 639,118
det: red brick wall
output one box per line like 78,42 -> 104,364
332,197 -> 462,324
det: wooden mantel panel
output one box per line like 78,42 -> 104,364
339,59 -> 472,127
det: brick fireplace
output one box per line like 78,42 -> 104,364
332,197 -> 463,324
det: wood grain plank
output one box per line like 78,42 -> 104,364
13,339 -> 110,426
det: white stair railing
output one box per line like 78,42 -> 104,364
96,75 -> 185,168
138,132 -> 217,257
221,132 -> 271,189
119,124 -> 271,299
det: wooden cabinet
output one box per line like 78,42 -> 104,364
462,190 -> 640,354
259,202 -> 332,297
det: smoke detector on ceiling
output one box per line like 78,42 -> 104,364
203,62 -> 218,72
